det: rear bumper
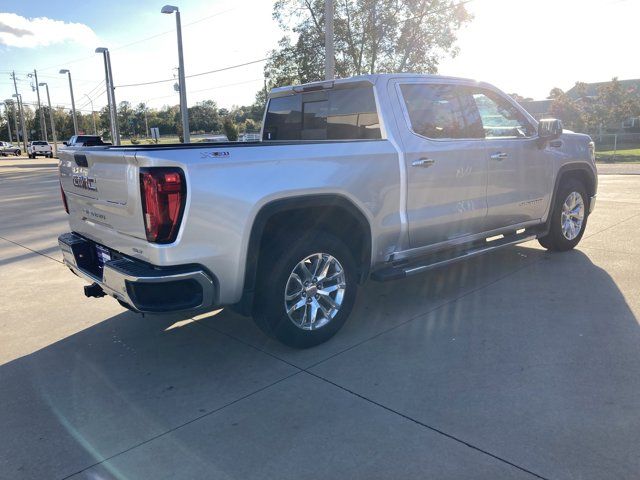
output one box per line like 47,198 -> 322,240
58,232 -> 216,313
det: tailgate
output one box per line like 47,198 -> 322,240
59,148 -> 147,240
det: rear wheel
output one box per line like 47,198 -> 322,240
538,178 -> 588,251
15,150 -> 20,156
253,231 -> 358,348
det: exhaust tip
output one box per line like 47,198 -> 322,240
84,283 -> 106,298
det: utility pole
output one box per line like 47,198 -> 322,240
85,94 -> 97,134
325,0 -> 335,80
11,72 -> 28,151
28,70 -> 47,141
143,105 -> 149,138
39,83 -> 58,157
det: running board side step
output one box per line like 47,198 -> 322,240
371,233 -> 538,282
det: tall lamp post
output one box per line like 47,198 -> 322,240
84,94 -> 97,134
95,47 -> 120,145
12,94 -> 28,152
28,70 -> 47,141
39,82 -> 58,157
161,5 -> 190,143
59,69 -> 78,135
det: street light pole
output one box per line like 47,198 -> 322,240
162,5 -> 190,143
28,70 -> 47,141
12,93 -> 28,153
59,69 -> 78,135
325,0 -> 335,80
95,47 -> 120,145
85,94 -> 97,134
38,83 -> 58,157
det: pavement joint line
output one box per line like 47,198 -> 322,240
579,244 -> 640,257
189,254 -> 550,479
582,212 -> 640,241
59,370 -> 304,480
304,369 -> 550,480
303,252 -> 544,372
0,235 -> 62,264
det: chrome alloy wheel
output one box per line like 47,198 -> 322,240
561,191 -> 585,240
284,253 -> 347,331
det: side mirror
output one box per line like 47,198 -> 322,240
63,142 -> 68,146
538,118 -> 563,145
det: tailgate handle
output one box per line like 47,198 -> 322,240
74,154 -> 88,167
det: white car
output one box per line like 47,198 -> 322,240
27,141 -> 53,158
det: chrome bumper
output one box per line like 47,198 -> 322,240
589,194 -> 597,213
58,232 -> 216,313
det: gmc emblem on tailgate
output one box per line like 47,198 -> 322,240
72,174 -> 97,191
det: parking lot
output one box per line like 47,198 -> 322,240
1,156 -> 639,480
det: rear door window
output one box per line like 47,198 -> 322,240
399,83 -> 484,140
263,86 -> 381,141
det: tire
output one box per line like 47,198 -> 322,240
253,231 -> 358,348
15,150 -> 20,156
538,178 -> 589,251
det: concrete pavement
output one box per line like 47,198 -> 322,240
1,156 -> 639,479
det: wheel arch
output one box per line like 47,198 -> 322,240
234,194 -> 372,315
544,162 -> 596,231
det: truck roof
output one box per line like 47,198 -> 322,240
270,73 -> 490,97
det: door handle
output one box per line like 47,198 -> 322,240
412,158 -> 435,168
490,152 -> 508,161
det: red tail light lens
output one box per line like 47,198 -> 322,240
139,168 -> 186,244
60,181 -> 69,214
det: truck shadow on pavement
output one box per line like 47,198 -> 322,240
1,246 -> 639,479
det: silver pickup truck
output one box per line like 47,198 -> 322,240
58,74 -> 597,348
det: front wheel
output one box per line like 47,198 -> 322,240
539,178 -> 589,251
253,231 -> 358,348
15,150 -> 21,156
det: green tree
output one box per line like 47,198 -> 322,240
222,117 -> 239,141
265,0 -> 472,88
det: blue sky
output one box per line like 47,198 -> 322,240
1,0 -> 639,116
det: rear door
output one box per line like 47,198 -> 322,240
468,88 -> 552,229
390,80 -> 488,248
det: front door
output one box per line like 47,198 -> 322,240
391,81 -> 489,248
468,88 -> 553,230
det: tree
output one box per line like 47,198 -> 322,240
222,117 -> 239,141
265,0 -> 472,88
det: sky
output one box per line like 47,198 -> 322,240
1,0 -> 638,116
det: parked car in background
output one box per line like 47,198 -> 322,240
0,141 -> 21,156
58,74 -> 597,348
27,141 -> 53,158
63,135 -> 110,147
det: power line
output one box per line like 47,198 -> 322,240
36,7 -> 238,72
115,58 -> 268,88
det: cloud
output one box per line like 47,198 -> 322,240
0,12 -> 97,48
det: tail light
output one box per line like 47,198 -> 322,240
139,168 -> 186,244
60,181 -> 69,214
